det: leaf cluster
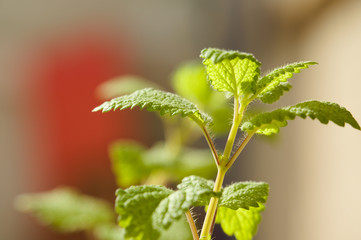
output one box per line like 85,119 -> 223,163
199,48 -> 360,134
15,188 -> 119,237
115,176 -> 268,240
95,48 -> 359,136
110,141 -> 215,187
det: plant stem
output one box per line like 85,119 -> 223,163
185,209 -> 199,240
201,125 -> 219,165
199,96 -> 248,239
222,97 -> 240,159
226,132 -> 254,169
199,167 -> 227,239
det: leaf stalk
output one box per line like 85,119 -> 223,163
222,98 -> 241,160
185,209 -> 199,240
201,125 -> 219,165
226,132 -> 255,169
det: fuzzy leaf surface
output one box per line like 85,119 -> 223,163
200,48 -> 261,97
216,205 -> 265,240
115,185 -> 173,240
255,61 -> 317,103
176,175 -> 216,206
216,181 -> 268,240
257,81 -> 292,104
241,100 -> 361,135
219,181 -> 269,210
93,88 -> 211,125
115,177 -> 216,240
15,188 -> 114,232
153,176 -> 216,229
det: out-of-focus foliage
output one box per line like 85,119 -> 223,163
171,61 -> 232,134
96,75 -> 160,100
15,188 -> 114,233
16,187 -> 194,240
110,141 -> 215,187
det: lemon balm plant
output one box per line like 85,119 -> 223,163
91,48 -> 360,240
15,48 -> 360,240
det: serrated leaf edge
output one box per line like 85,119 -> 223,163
252,61 -> 317,103
241,100 -> 361,135
92,88 -> 212,126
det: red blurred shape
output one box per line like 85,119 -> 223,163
27,29 -> 139,191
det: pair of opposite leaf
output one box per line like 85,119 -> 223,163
93,48 -> 360,135
93,48 -> 360,240
115,175 -> 268,240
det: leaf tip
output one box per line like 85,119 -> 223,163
92,106 -> 102,112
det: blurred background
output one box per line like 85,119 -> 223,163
1,0 -> 361,240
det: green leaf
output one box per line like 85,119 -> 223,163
255,61 -> 317,103
219,181 -> 269,210
94,225 -> 125,240
158,216 -> 193,240
241,100 -> 361,135
257,81 -> 292,104
115,185 -> 173,240
143,143 -> 216,181
171,60 -> 232,135
115,177 -> 216,240
172,148 -> 216,180
96,75 -> 160,100
93,88 -> 212,126
109,140 -> 216,187
216,205 -> 265,240
109,141 -> 150,187
202,181 -> 268,240
154,176 -> 216,229
215,181 -> 268,240
171,61 -> 213,107
15,188 -> 114,232
153,187 -> 214,229
210,107 -> 233,135
176,175 -> 216,206
93,216 -> 193,240
200,48 -> 261,97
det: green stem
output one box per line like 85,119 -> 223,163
222,98 -> 240,159
225,132 -> 254,170
201,125 -> 219,165
199,96 -> 249,239
199,167 -> 227,239
185,209 -> 199,240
